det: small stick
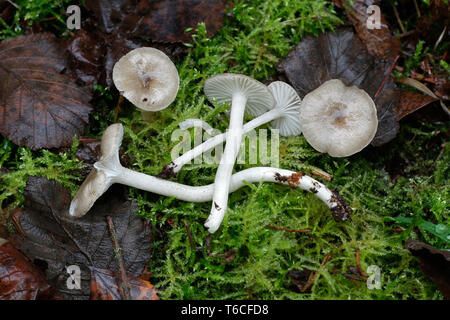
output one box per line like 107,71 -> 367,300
373,55 -> 400,99
266,225 -> 311,233
391,4 -> 405,34
413,0 -> 421,18
113,95 -> 124,123
106,216 -> 131,300
310,168 -> 333,182
205,235 -> 237,260
183,221 -> 195,251
301,252 -> 332,292
356,249 -> 368,278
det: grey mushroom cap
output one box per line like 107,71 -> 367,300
112,47 -> 179,112
204,73 -> 275,117
69,124 -> 124,218
268,81 -> 302,137
299,79 -> 378,157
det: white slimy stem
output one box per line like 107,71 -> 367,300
205,93 -> 247,233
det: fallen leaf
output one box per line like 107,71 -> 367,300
90,267 -> 159,300
342,0 -> 401,60
278,27 -> 437,146
119,0 -> 228,43
66,28 -> 107,89
0,240 -> 60,299
286,269 -> 313,293
0,33 -> 93,150
11,176 -> 153,300
404,239 -> 450,299
396,89 -> 438,120
85,0 -> 137,34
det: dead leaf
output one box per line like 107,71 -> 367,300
0,33 -> 93,150
66,28 -> 106,89
119,0 -> 228,43
11,176 -> 153,300
404,239 -> 450,299
286,269 -> 313,293
278,27 -> 437,146
342,0 -> 401,60
0,241 -> 60,300
90,267 -> 159,300
396,89 -> 438,120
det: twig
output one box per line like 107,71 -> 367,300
266,224 -> 311,233
301,252 -> 332,293
310,168 -> 333,182
332,269 -> 366,283
434,26 -> 447,51
6,0 -> 19,9
113,95 -> 124,123
373,55 -> 400,99
106,216 -> 131,300
183,221 -> 195,251
356,249 -> 368,278
391,4 -> 405,34
413,0 -> 421,18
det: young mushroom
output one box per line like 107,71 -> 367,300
158,81 -> 302,178
112,47 -> 179,121
70,124 -> 351,225
203,74 -> 275,233
299,79 -> 378,157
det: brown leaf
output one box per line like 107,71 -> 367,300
120,0 -> 228,43
90,267 -> 159,300
342,0 -> 401,60
396,89 -> 438,120
86,0 -> 227,43
66,28 -> 106,89
0,33 -> 93,150
404,239 -> 450,299
286,269 -> 313,293
0,240 -> 60,300
11,176 -> 153,300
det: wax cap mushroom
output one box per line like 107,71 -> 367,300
268,81 -> 302,137
204,73 -> 275,117
299,79 -> 378,157
112,47 -> 179,112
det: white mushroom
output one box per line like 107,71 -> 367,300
299,79 -> 378,157
70,124 -> 351,224
112,47 -> 179,120
159,81 -> 302,178
203,74 -> 275,233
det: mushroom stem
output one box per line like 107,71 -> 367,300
80,163 -> 351,222
205,92 -> 248,233
163,108 -> 282,176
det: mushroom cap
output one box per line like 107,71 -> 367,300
69,124 -> 124,218
112,47 -> 179,112
204,73 -> 275,117
268,81 -> 302,137
299,79 -> 378,157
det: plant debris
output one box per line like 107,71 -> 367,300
10,177 -> 153,300
0,240 -> 60,300
0,33 -> 93,150
90,267 -> 159,300
404,239 -> 450,299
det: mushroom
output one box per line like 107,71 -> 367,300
70,124 -> 351,224
203,74 -> 275,233
299,79 -> 378,157
159,81 -> 302,178
112,47 -> 179,121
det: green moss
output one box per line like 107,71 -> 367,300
0,0 -> 448,300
